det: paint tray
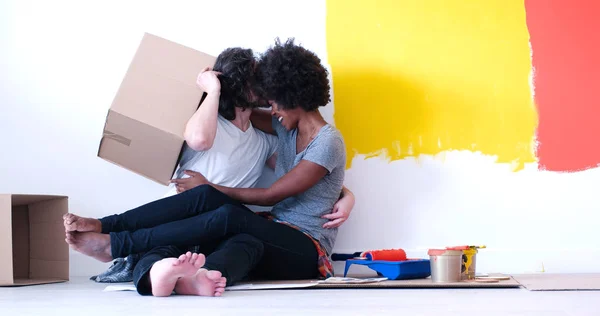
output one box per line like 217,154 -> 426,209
344,259 -> 431,280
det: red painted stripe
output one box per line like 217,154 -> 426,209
526,0 -> 600,172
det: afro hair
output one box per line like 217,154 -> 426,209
256,38 -> 331,111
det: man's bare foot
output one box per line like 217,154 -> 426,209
149,252 -> 206,297
65,231 -> 112,262
175,267 -> 227,297
63,213 -> 102,233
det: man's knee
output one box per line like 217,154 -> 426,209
212,205 -> 250,230
215,204 -> 247,218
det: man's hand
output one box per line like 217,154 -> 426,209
322,188 -> 355,229
170,170 -> 209,193
196,67 -> 221,94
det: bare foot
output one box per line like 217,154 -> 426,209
65,231 -> 112,262
63,213 -> 101,233
175,267 -> 227,297
149,252 -> 206,297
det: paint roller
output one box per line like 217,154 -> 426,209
331,248 -> 407,261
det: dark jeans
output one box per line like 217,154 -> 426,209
100,185 -> 318,293
133,233 -> 264,295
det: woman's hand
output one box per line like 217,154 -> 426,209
196,67 -> 221,94
322,188 -> 355,229
170,170 -> 209,193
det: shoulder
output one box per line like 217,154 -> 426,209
303,125 -> 346,172
316,125 -> 345,149
216,114 -> 229,127
255,127 -> 278,143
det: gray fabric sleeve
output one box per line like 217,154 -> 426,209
302,130 -> 345,173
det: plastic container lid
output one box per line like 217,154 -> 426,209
427,249 -> 463,256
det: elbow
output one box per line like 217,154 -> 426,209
185,134 -> 213,151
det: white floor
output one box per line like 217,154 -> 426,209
1,277 -> 599,316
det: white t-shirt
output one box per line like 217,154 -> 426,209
164,115 -> 278,197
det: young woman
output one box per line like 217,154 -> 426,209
64,39 -> 349,297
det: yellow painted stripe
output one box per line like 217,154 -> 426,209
326,0 -> 538,170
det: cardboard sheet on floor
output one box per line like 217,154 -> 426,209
104,276 -> 520,292
313,277 -> 520,289
512,273 -> 600,291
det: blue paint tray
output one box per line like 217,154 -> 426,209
344,259 -> 431,280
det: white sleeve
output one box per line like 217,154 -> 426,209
265,133 -> 278,157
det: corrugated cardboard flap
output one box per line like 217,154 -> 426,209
28,198 -> 69,282
0,195 -> 13,285
98,110 -> 185,185
110,33 -> 216,137
1,278 -> 67,287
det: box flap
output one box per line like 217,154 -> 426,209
0,278 -> 67,287
12,205 -> 30,280
0,195 -> 13,285
10,195 -> 66,207
110,33 -> 216,137
28,198 -> 69,281
99,110 -> 184,185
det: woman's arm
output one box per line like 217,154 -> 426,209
184,68 -> 221,151
250,109 -> 276,135
184,160 -> 328,206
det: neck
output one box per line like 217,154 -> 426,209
230,108 -> 252,131
297,110 -> 326,136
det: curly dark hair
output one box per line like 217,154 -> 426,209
212,47 -> 258,120
256,38 -> 331,111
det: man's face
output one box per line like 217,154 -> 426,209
248,89 -> 269,108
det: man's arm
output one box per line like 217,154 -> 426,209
322,186 -> 355,229
250,109 -> 275,135
184,68 -> 221,151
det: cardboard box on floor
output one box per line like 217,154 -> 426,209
0,194 -> 69,286
98,33 -> 216,185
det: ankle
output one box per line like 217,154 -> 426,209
94,219 -> 103,233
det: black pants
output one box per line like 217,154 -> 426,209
100,185 -> 318,293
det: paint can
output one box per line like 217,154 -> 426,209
446,246 -> 485,280
427,249 -> 463,283
461,248 -> 477,280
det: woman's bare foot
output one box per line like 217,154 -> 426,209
149,252 -> 206,297
65,231 -> 112,262
175,268 -> 227,297
63,213 -> 102,233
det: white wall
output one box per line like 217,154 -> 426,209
1,0 -> 597,277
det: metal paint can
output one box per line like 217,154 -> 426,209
427,249 -> 463,283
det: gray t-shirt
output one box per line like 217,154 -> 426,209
270,117 -> 346,255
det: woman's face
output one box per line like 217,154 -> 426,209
270,101 -> 300,130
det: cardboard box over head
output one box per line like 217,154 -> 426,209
98,33 -> 216,185
0,194 -> 69,286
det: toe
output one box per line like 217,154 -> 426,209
190,253 -> 198,264
193,253 -> 205,269
64,214 -> 75,224
205,270 -> 222,280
